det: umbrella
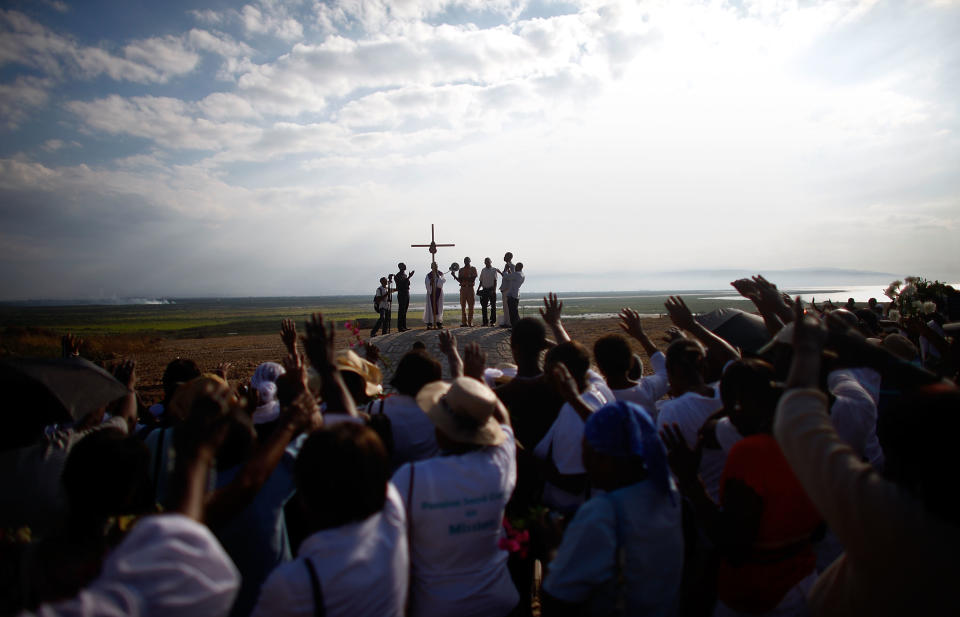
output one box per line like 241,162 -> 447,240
695,307 -> 771,355
0,356 -> 130,423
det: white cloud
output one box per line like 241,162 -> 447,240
122,35 -> 200,77
67,95 -> 262,150
0,76 -> 52,129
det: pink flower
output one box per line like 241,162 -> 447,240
352,328 -> 360,336
344,321 -> 352,329
349,342 -> 355,348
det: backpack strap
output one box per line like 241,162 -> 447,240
303,558 -> 326,617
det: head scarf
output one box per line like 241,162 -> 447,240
250,362 -> 285,424
584,400 -> 673,502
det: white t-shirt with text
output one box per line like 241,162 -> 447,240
392,426 -> 518,617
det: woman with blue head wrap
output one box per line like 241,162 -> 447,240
542,401 -> 684,617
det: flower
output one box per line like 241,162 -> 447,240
888,310 -> 901,322
905,276 -> 919,284
923,301 -> 937,315
344,321 -> 352,329
900,284 -> 917,297
883,280 -> 901,300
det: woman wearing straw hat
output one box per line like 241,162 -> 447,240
393,377 -> 519,617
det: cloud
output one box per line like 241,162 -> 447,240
0,76 -> 52,129
66,95 -> 262,150
0,11 -> 252,88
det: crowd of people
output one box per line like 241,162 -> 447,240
1,274 -> 959,617
372,253 -> 526,336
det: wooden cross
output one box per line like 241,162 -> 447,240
411,224 -> 455,327
411,224 -> 455,267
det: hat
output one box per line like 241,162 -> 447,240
167,374 -> 230,422
417,377 -> 507,446
584,401 -> 673,502
335,350 -> 383,398
881,334 -> 918,362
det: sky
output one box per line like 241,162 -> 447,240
0,0 -> 958,300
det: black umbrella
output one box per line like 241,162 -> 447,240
695,307 -> 771,355
0,356 -> 130,423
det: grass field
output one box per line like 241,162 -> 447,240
0,289 -> 812,361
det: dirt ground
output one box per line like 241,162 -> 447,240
131,316 -> 676,404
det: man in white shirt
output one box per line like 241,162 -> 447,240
477,257 -> 499,326
503,263 -> 525,328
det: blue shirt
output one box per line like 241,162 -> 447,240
543,480 -> 684,616
213,437 -> 304,617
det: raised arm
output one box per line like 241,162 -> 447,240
618,308 -> 660,358
302,313 -> 358,416
540,292 -> 571,343
280,318 -> 298,356
664,296 -> 740,368
730,278 -> 784,335
438,329 -> 464,378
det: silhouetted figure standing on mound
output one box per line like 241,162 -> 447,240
395,263 -> 415,332
423,263 -> 445,329
477,257 -> 499,327
452,257 -> 478,327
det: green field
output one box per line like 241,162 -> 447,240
0,291 -> 756,340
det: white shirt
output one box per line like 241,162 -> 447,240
29,514 -> 239,617
252,484 -> 408,617
376,285 -> 392,310
610,351 -> 669,419
478,266 -> 498,289
505,271 -> 525,299
392,426 -> 518,617
656,386 -> 726,501
828,369 -> 884,470
368,395 -> 440,470
534,386 -> 609,510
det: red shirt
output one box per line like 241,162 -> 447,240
717,434 -> 822,613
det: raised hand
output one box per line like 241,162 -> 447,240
662,326 -> 686,344
110,358 -> 137,390
282,352 -> 308,395
463,342 -> 487,381
213,361 -> 232,381
730,278 -> 762,303
303,313 -> 336,372
281,389 -> 322,433
280,319 -> 298,355
61,333 -> 83,358
438,329 -> 457,356
618,308 -> 645,339
659,423 -> 702,484
539,292 -> 563,327
664,296 -> 697,332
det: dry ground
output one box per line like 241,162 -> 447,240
130,316 -> 676,404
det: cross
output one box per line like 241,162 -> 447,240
411,223 -> 455,267
411,224 -> 455,328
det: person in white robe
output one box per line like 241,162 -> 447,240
423,263 -> 446,328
